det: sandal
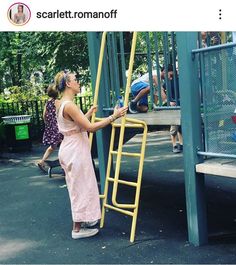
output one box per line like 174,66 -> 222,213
37,162 -> 48,173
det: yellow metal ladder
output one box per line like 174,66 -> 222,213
100,32 -> 148,242
100,117 -> 147,242
89,32 -> 148,242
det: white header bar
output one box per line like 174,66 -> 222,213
1,0 -> 235,31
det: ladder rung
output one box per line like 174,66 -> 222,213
95,118 -> 145,129
104,203 -> 134,216
113,123 -> 144,128
110,151 -> 141,157
107,177 -> 138,187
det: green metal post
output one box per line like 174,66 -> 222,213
87,32 -> 111,194
145,32 -> 154,106
176,32 -> 208,246
119,32 -> 127,89
171,32 -> 179,105
107,33 -> 116,106
154,32 -> 163,106
111,32 -> 121,97
103,46 -> 111,107
163,32 -> 170,104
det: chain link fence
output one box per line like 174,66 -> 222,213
201,44 -> 236,155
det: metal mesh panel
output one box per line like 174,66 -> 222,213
201,45 -> 236,155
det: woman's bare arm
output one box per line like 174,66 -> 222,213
64,102 -> 127,133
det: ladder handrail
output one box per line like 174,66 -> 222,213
112,32 -> 138,205
112,123 -> 147,209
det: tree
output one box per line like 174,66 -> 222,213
0,32 -> 90,92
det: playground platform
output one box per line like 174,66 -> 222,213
0,130 -> 236,264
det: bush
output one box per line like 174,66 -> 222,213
0,83 -> 48,103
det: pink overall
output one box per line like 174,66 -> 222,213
57,101 -> 101,222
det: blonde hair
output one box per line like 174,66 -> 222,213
54,71 -> 71,93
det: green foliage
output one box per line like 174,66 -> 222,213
0,32 -> 90,92
0,31 -> 172,92
120,32 -> 171,77
0,84 -> 48,102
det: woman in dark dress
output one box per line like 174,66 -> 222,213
37,85 -> 63,171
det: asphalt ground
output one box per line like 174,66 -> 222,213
1,131 -> 236,264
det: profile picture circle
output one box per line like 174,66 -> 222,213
8,2 -> 31,26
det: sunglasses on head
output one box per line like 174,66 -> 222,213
65,71 -> 80,82
74,73 -> 80,82
58,71 -> 80,91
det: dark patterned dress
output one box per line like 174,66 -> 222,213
42,99 -> 63,146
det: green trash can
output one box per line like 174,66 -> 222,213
2,115 -> 32,151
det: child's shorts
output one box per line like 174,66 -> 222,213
170,125 -> 182,136
131,81 -> 149,106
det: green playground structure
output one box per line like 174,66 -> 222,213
87,32 -> 236,245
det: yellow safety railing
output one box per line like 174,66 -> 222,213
100,32 -> 148,242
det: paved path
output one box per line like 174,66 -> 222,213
0,131 -> 236,263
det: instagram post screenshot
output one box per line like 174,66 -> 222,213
0,0 -> 236,264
